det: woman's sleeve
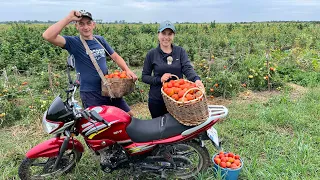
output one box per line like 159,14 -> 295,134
142,52 -> 162,85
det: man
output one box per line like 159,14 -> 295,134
43,10 -> 137,116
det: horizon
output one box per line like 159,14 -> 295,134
1,20 -> 320,24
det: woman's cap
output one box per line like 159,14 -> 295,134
158,20 -> 176,33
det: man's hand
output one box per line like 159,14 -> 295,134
126,70 -> 138,82
67,10 -> 83,22
161,73 -> 172,83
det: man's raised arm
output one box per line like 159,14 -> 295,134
42,10 -> 82,47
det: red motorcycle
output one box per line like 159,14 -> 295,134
18,60 -> 228,179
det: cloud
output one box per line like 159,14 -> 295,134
125,0 -> 231,9
0,0 -> 319,22
269,0 -> 320,6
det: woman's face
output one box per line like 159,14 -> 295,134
158,28 -> 175,48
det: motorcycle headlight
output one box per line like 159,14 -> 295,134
42,111 -> 62,134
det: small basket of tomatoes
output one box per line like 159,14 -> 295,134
161,75 -> 208,126
101,70 -> 135,98
212,151 -> 243,180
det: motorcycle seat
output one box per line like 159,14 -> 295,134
126,113 -> 192,143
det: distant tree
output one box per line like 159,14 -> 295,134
210,20 -> 216,29
95,19 -> 103,24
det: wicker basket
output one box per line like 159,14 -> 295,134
161,78 -> 209,126
101,78 -> 135,98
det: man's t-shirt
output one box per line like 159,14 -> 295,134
63,35 -> 114,92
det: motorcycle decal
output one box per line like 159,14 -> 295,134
113,130 -> 122,135
117,139 -> 132,144
85,124 -> 107,137
82,124 -> 95,132
82,119 -> 120,134
85,120 -> 121,138
87,127 -> 110,139
127,144 -> 156,154
81,121 -> 96,129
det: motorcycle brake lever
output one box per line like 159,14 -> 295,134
89,110 -> 109,126
81,111 -> 89,119
83,110 -> 91,118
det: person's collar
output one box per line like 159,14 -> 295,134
157,44 -> 175,55
79,35 -> 94,40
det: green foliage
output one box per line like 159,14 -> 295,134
2,86 -> 320,179
0,22 -> 320,123
1,22 -> 320,180
0,24 -> 64,71
0,67 -> 62,128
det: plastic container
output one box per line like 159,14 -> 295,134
212,153 -> 243,180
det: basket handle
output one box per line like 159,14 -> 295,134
182,87 -> 205,103
162,74 -> 179,85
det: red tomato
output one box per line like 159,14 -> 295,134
221,157 -> 228,163
220,162 -> 227,168
234,159 -> 241,166
230,163 -> 238,169
214,158 -> 221,165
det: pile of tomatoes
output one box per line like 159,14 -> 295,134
213,151 -> 242,169
162,79 -> 203,102
104,70 -> 128,79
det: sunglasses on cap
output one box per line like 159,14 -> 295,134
75,10 -> 93,20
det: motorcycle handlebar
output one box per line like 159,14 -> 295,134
80,109 -> 110,126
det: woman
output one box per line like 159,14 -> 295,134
142,20 -> 204,118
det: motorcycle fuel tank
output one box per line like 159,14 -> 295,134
77,105 -> 132,143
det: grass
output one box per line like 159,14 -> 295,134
198,86 -> 320,179
0,85 -> 320,179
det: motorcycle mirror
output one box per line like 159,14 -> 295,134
67,55 -> 75,70
74,73 -> 81,86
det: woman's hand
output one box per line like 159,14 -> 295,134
195,80 -> 205,90
161,73 -> 172,83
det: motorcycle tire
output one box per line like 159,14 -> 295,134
18,149 -> 82,180
166,141 -> 211,179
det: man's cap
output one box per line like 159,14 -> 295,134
158,20 -> 176,33
79,10 -> 93,20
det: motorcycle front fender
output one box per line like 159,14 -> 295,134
26,137 -> 84,159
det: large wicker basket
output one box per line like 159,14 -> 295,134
101,78 -> 135,98
161,78 -> 209,126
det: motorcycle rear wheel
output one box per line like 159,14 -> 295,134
18,149 -> 82,180
165,141 -> 211,179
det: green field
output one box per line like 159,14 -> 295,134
0,22 -> 320,179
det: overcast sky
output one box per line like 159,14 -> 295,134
1,0 -> 320,23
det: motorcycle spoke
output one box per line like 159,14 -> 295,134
31,162 -> 47,167
176,150 -> 196,157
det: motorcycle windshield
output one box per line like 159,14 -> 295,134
46,96 -> 73,122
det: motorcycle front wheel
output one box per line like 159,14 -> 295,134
18,149 -> 82,180
165,141 -> 211,179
